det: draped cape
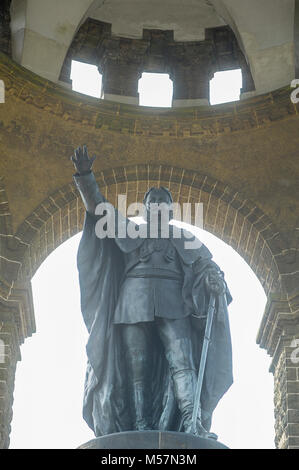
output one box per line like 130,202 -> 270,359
77,212 -> 233,435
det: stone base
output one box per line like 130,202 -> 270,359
78,431 -> 228,449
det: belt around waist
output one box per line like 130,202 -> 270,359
125,270 -> 183,281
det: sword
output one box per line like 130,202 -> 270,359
191,292 -> 216,435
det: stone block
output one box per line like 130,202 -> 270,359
287,393 -> 299,409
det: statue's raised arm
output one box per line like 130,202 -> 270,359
71,145 -> 106,215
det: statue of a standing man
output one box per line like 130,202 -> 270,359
71,145 -> 233,439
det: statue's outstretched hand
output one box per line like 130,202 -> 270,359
205,268 -> 226,296
71,145 -> 96,175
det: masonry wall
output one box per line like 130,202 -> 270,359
0,52 -> 298,448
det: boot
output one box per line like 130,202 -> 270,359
130,380 -> 152,431
125,347 -> 152,431
165,338 -> 217,439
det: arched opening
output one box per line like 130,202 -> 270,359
15,164 -> 283,303
10,219 -> 274,448
9,165 -> 284,448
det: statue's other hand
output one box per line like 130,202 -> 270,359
205,269 -> 226,295
71,145 -> 96,175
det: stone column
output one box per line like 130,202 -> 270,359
169,42 -> 215,108
0,178 -> 35,448
257,295 -> 299,449
99,38 -> 147,105
0,303 -> 20,449
171,65 -> 214,107
256,223 -> 299,448
0,0 -> 12,56
272,318 -> 299,449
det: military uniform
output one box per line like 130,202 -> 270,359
74,171 -> 224,435
114,238 -> 187,324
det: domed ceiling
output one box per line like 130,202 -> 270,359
6,0 -> 296,96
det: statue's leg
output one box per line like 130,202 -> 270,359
156,317 -> 212,437
121,322 -> 153,431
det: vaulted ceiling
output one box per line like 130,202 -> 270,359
9,0 -> 295,96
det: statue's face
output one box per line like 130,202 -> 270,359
144,188 -> 172,213
144,188 -> 172,226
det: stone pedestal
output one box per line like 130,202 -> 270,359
78,431 -> 228,449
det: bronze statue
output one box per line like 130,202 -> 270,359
71,145 -> 233,439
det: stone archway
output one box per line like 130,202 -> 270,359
2,163 -> 292,449
0,164 -> 297,449
16,164 -> 283,297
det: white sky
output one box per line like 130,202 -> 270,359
70,61 -> 102,98
138,73 -> 173,107
210,70 -> 242,105
9,65 -> 274,449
